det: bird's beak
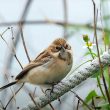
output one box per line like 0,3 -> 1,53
61,46 -> 65,52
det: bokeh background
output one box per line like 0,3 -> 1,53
0,0 -> 109,110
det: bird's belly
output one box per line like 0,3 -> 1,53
24,60 -> 72,85
25,66 -> 50,85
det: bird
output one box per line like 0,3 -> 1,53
0,38 -> 73,91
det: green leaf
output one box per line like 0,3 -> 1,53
84,90 -> 98,104
103,67 -> 110,92
84,51 -> 97,57
99,103 -> 110,110
104,32 -> 110,45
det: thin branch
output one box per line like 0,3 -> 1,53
4,0 -> 32,71
28,93 -> 40,110
0,27 -> 11,47
0,20 -> 109,33
0,100 -> 4,109
99,3 -> 106,51
63,0 -> 68,39
91,0 -> 110,104
20,25 -> 31,62
70,90 -> 92,110
91,97 -> 96,110
76,99 -> 80,110
19,52 -> 110,110
29,93 -> 55,110
0,28 -> 23,107
0,28 -> 23,69
14,54 -> 23,69
10,27 -> 23,69
32,87 -> 37,97
1,0 -> 32,107
4,83 -> 24,109
48,103 -> 55,110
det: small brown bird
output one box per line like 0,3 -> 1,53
0,38 -> 73,91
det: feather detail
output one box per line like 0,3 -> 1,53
16,51 -> 52,80
0,81 -> 17,91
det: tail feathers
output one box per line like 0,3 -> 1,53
0,81 -> 17,91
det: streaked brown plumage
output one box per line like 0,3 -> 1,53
0,38 -> 73,91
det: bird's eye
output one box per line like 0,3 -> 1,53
55,46 -> 61,51
65,44 -> 71,50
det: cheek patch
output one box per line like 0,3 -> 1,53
52,52 -> 60,58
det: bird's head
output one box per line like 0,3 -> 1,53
47,38 -> 72,61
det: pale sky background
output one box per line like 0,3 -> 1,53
0,0 -> 108,109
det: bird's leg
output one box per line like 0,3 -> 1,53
45,82 -> 58,96
44,82 -> 62,104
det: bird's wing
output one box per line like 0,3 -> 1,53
16,51 -> 52,80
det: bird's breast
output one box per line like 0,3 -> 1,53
23,57 -> 72,85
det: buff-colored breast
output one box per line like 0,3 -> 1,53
22,56 -> 72,85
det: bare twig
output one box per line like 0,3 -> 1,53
91,97 -> 96,110
20,25 -> 31,62
29,93 -> 55,110
0,27 -> 23,69
76,99 -> 80,110
0,100 -> 4,109
0,20 -> 109,33
99,3 -> 106,51
28,93 -> 40,109
4,83 -> 24,109
32,87 -> 37,97
31,88 -> 55,110
14,54 -> 23,69
63,0 -> 68,39
49,103 -> 55,110
1,0 -> 32,108
0,27 -> 10,47
91,0 -> 110,104
70,90 -> 92,110
4,0 -> 32,71
40,88 -> 55,110
0,28 -> 24,109
5,6 -> 32,107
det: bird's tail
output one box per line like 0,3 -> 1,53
0,80 -> 17,91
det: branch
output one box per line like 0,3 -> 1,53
0,20 -> 109,33
4,0 -> 32,70
63,0 -> 68,39
20,26 -> 31,62
20,51 -> 110,110
1,0 -> 32,108
91,0 -> 110,103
